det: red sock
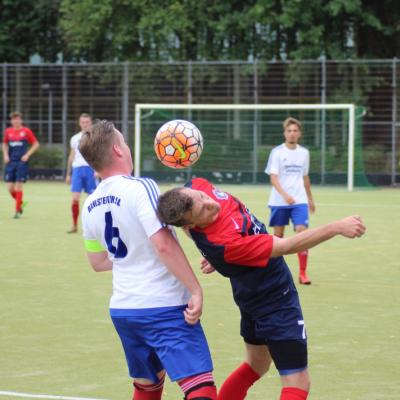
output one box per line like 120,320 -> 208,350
218,363 -> 260,400
280,387 -> 308,400
72,200 -> 79,227
298,250 -> 308,274
133,378 -> 164,400
10,190 -> 17,199
15,191 -> 23,212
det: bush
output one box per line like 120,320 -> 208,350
28,145 -> 64,169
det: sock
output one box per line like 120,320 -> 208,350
72,200 -> 79,227
280,387 -> 308,400
179,372 -> 217,399
15,191 -> 23,212
218,363 -> 260,400
133,377 -> 164,400
298,250 -> 308,275
10,190 -> 17,199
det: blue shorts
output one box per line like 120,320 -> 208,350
269,204 -> 309,228
240,286 -> 307,375
111,306 -> 213,383
4,161 -> 29,183
71,166 -> 97,194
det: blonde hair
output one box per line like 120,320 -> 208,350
79,113 -> 92,120
283,117 -> 302,132
9,111 -> 22,119
79,120 -> 117,171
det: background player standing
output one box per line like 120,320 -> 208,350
65,113 -> 97,233
79,120 -> 217,400
157,178 -> 365,400
265,117 -> 315,284
2,111 -> 39,219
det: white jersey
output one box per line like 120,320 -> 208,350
70,132 -> 89,168
82,175 -> 190,310
265,144 -> 309,206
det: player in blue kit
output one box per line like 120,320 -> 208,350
79,121 -> 217,400
157,178 -> 366,400
2,111 -> 40,218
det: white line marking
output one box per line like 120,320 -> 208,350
0,391 -> 109,400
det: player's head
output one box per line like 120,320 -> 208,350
79,113 -> 92,132
157,188 -> 220,228
9,111 -> 23,128
79,119 -> 133,175
283,117 -> 302,145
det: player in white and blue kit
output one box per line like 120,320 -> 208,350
80,120 -> 217,400
66,113 -> 97,233
265,117 -> 316,284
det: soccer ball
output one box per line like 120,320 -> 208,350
154,119 -> 203,169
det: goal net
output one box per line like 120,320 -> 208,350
134,104 -> 367,191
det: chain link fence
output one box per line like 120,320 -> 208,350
1,60 -> 399,185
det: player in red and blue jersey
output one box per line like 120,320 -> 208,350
2,111 -> 39,218
157,178 -> 366,400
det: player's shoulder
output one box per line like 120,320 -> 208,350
70,131 -> 82,142
296,144 -> 309,154
269,143 -> 285,156
185,177 -> 210,190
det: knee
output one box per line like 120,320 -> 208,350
246,356 -> 271,377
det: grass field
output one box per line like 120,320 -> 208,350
0,182 -> 399,400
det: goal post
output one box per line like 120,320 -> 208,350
134,103 -> 357,191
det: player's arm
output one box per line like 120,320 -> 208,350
150,227 -> 203,324
21,139 -> 39,162
2,142 -> 9,164
271,215 -> 366,257
66,149 -> 75,184
270,174 -> 295,205
86,249 -> 113,272
303,175 -> 315,213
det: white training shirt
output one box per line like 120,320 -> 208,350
265,144 -> 309,206
82,175 -> 190,310
70,132 -> 89,168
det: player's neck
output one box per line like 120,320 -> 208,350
284,142 -> 297,150
99,166 -> 132,180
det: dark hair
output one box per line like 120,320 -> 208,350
79,119 -> 117,171
157,188 -> 194,226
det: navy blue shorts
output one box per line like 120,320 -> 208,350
111,306 -> 213,383
4,161 -> 29,183
71,166 -> 97,193
269,204 -> 309,228
240,286 -> 308,375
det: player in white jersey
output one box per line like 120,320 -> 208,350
80,120 -> 217,400
265,117 -> 316,285
65,113 -> 97,233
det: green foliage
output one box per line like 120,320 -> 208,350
29,145 -> 64,169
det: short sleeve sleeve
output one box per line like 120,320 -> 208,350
26,128 -> 38,144
265,149 -> 279,175
303,150 -> 310,176
81,202 -> 106,252
3,129 -> 9,143
134,179 -> 164,238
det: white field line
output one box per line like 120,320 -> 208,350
0,391 -> 109,400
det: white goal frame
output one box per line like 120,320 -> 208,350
134,103 -> 356,191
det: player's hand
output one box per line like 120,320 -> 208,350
21,154 -> 29,162
3,155 -> 10,164
284,194 -> 296,205
337,215 -> 366,238
309,199 -> 316,214
200,258 -> 215,274
65,175 -> 71,184
184,292 -> 203,325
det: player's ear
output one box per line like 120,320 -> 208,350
112,143 -> 123,157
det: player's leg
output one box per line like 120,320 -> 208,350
111,315 -> 166,400
5,162 -> 18,215
292,205 -> 310,284
269,206 -> 289,238
218,342 -> 272,400
69,167 -> 83,233
14,162 -> 29,217
149,307 -> 216,399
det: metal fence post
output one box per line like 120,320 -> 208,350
62,65 -> 68,176
320,56 -> 326,185
122,62 -> 129,141
391,58 -> 397,186
2,64 -> 7,133
253,61 -> 259,184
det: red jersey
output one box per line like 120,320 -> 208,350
188,178 -> 273,270
3,126 -> 37,162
